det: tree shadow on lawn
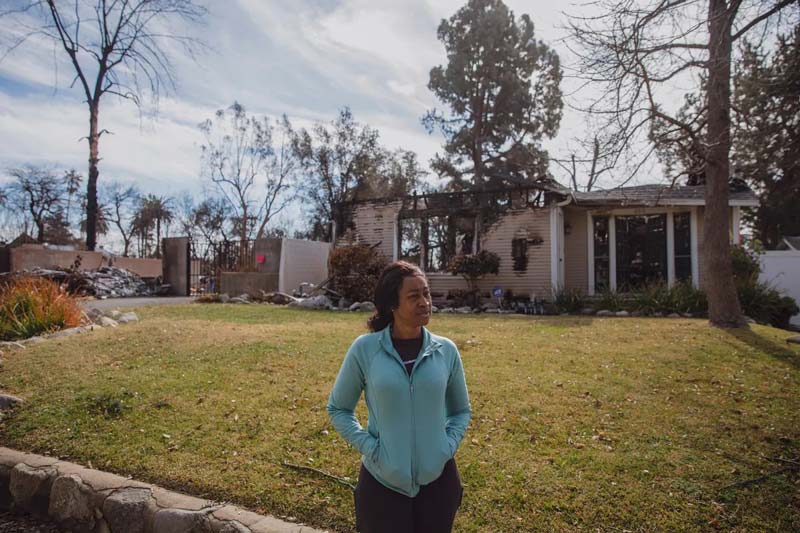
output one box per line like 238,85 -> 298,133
724,327 -> 800,370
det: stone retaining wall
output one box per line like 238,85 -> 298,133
0,447 -> 327,533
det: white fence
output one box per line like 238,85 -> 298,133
759,250 -> 800,327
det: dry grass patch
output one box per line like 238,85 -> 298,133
1,305 -> 798,532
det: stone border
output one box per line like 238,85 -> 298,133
0,447 -> 327,533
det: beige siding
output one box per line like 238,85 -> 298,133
345,201 -> 402,261
428,208 -> 552,299
563,207 -> 588,292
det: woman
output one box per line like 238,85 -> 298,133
327,261 -> 472,533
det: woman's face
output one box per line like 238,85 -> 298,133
392,274 -> 432,329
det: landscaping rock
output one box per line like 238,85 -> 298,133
288,295 -> 332,310
580,307 -> 595,315
667,313 -> 681,319
228,297 -> 251,304
786,336 -> 800,345
98,317 -> 119,328
106,310 -> 123,320
117,312 -> 139,324
9,464 -> 54,515
615,311 -> 629,317
596,310 -> 614,317
103,488 -> 154,533
349,301 -> 376,312
219,293 -> 231,304
152,508 -> 213,533
219,521 -> 251,533
0,394 -> 23,411
431,305 -> 439,313
438,307 -> 454,314
47,327 -> 87,339
454,306 -> 473,314
48,475 -> 95,531
745,316 -> 757,324
484,308 -> 499,314
630,310 -> 643,317
263,292 -> 297,305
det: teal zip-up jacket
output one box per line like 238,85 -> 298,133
327,325 -> 471,497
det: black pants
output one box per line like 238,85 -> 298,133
354,459 -> 463,533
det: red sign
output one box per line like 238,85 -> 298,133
256,254 -> 266,264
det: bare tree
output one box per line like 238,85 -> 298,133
199,103 -> 297,242
0,1 -> 206,251
101,181 -> 140,256
565,0 -> 798,328
4,166 -> 66,242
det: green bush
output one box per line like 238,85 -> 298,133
737,279 -> 799,329
633,281 -> 708,316
553,287 -> 586,314
447,250 -> 500,308
0,276 -> 83,341
592,288 -> 625,312
328,244 -> 388,303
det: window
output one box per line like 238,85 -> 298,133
512,238 -> 528,271
426,216 -> 450,272
593,216 -> 610,290
399,218 -> 422,265
615,214 -> 667,290
674,212 -> 691,282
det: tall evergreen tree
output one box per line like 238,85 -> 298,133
423,0 -> 562,191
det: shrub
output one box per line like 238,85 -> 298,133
737,279 -> 799,329
731,245 -> 761,282
328,244 -> 388,303
592,287 -> 625,312
553,287 -> 586,314
633,281 -> 708,316
0,276 -> 83,341
447,250 -> 500,308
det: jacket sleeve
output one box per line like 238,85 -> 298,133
445,346 -> 471,455
327,339 -> 378,457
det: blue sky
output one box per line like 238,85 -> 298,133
0,0 -> 654,240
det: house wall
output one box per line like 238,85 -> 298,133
760,250 -> 800,327
346,201 -> 402,261
468,207 -> 552,299
278,238 -> 332,294
563,207 -> 588,292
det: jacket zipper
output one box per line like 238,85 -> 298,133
409,379 -> 416,487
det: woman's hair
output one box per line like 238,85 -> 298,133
367,261 -> 426,332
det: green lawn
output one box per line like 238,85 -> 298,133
1,305 -> 799,532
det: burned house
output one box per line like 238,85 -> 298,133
335,181 -> 758,301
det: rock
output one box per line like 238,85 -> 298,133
786,336 -> 800,345
288,295 -> 333,310
652,312 -> 664,318
745,316 -> 757,324
103,488 -> 154,533
454,306 -> 473,314
580,307 -> 595,315
0,394 -> 23,411
349,302 -> 376,312
228,297 -> 250,304
431,305 -> 439,313
152,508 -> 213,533
48,475 -> 96,531
99,317 -> 119,328
667,313 -> 681,319
630,310 -> 643,317
481,302 -> 499,311
47,327 -> 87,339
219,521 -> 251,533
117,312 -> 139,324
106,310 -> 123,320
263,292 -> 297,305
10,464 -> 54,515
615,311 -> 629,317
438,307 -> 454,314
237,294 -> 250,302
681,313 -> 694,318
219,293 -> 231,304
484,308 -> 499,314
596,310 -> 614,317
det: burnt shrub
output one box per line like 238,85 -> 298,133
328,244 -> 388,303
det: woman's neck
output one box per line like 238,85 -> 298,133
392,322 -> 422,340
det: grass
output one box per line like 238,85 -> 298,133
1,305 -> 799,532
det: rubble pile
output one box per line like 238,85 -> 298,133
14,266 -> 153,298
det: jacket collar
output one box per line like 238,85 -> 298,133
379,324 -> 441,364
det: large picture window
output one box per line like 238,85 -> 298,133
615,214 -> 667,290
